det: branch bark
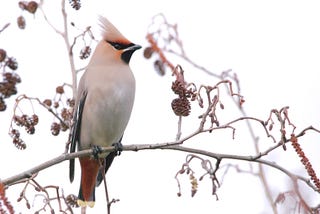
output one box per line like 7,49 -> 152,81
2,143 -> 319,195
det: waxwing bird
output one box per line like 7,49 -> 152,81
69,16 -> 141,208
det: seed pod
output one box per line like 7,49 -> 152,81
26,1 -> 38,14
268,124 -> 273,131
171,97 -> 191,117
17,16 -> 26,29
18,1 -> 28,10
154,60 -> 165,76
143,47 -> 154,59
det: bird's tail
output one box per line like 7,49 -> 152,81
77,157 -> 100,208
78,184 -> 95,208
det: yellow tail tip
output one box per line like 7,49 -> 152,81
77,199 -> 95,208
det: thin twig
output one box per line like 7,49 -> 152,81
0,23 -> 10,33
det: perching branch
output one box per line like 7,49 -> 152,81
2,139 -> 320,194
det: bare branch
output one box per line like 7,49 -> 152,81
2,142 -> 319,195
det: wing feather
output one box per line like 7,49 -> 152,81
69,90 -> 88,183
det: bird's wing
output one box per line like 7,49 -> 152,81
69,90 -> 88,183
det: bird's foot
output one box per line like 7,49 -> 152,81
92,145 -> 102,160
112,142 -> 123,156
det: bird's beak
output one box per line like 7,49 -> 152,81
127,44 -> 142,52
122,44 -> 142,63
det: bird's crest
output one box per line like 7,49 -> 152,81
98,16 -> 129,43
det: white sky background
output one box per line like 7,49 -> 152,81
1,0 -> 320,213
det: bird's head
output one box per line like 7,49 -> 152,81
98,16 -> 141,64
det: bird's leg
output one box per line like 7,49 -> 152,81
112,141 -> 123,156
91,145 -> 103,160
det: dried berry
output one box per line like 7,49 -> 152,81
26,1 -> 38,14
0,49 -> 7,62
17,16 -> 26,29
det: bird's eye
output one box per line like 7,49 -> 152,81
107,41 -> 123,50
112,43 -> 122,50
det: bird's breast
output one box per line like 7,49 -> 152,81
79,66 -> 135,150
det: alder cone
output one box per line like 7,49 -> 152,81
171,80 -> 185,97
171,97 -> 191,117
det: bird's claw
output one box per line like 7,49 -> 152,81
92,145 -> 103,160
112,142 -> 123,156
